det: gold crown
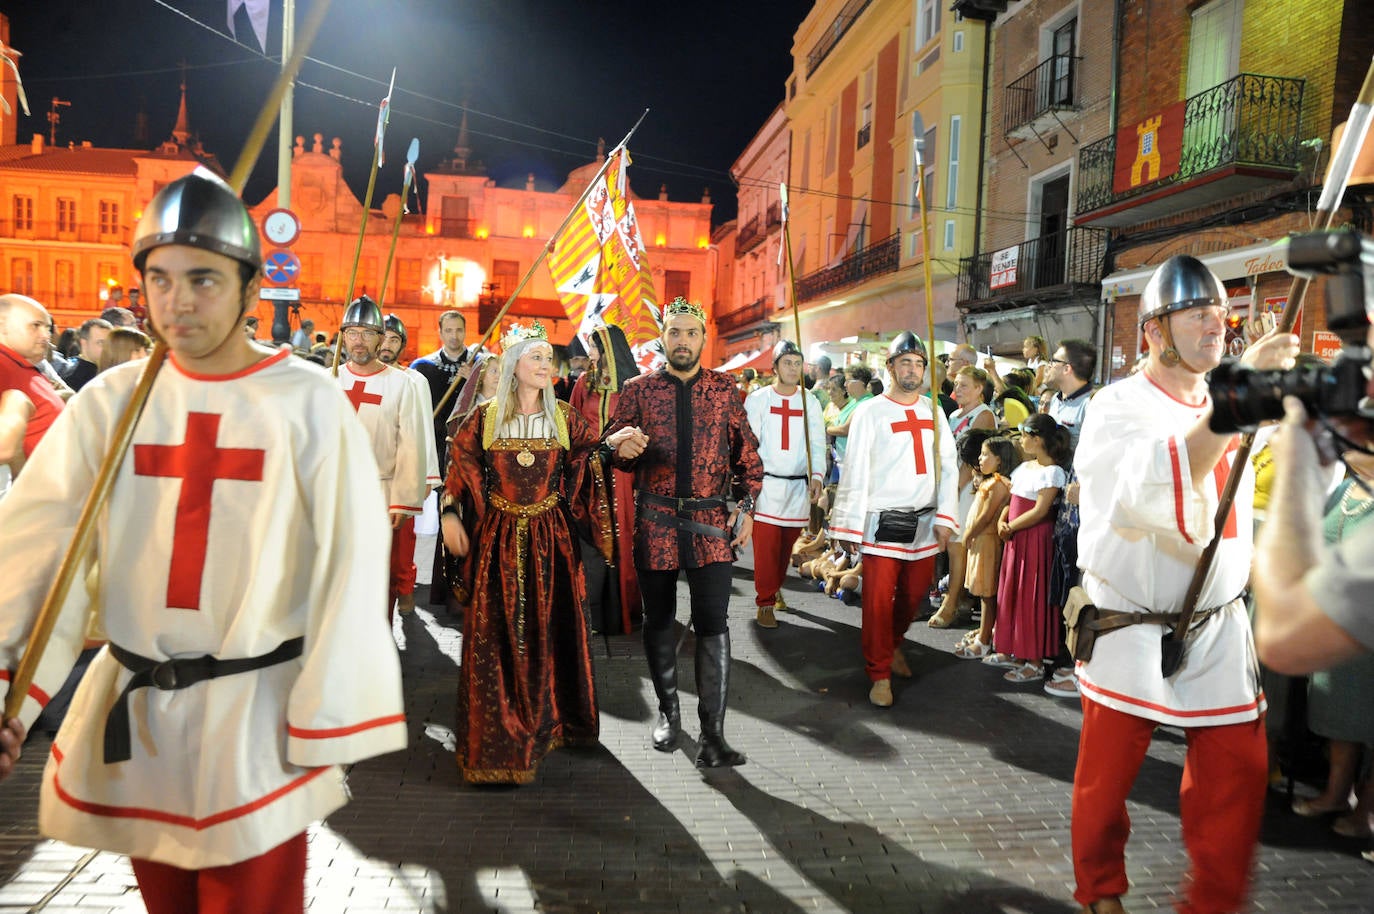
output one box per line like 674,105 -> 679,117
501,320 -> 548,349
663,296 -> 707,326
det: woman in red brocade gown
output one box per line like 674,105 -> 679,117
569,323 -> 642,634
440,322 -> 640,784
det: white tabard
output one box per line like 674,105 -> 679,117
339,362 -> 430,514
404,365 -> 441,490
744,384 -> 826,527
829,394 -> 959,560
1074,370 -> 1263,727
0,347 -> 407,868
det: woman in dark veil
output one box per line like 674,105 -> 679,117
569,323 -> 642,634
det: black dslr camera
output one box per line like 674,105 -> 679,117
1208,229 -> 1373,434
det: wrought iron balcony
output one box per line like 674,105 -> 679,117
806,0 -> 873,76
716,296 -> 771,335
957,226 -> 1108,307
433,216 -> 476,239
765,202 -> 782,230
796,233 -> 900,302
735,216 -> 764,255
857,123 -> 872,149
1004,55 -> 1082,137
1076,73 -> 1305,225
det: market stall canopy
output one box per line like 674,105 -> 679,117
715,350 -> 761,372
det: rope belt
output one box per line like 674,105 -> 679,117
104,638 -> 304,764
488,491 -> 559,517
637,492 -> 731,539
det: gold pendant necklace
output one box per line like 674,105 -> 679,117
516,447 -> 535,467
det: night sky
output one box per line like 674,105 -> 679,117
4,0 -> 813,223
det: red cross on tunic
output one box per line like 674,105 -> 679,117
345,379 -> 384,412
1209,435 -> 1240,540
769,397 -> 803,451
890,408 -> 934,474
134,412 -> 266,611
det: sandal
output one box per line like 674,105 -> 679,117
954,639 -> 993,660
1292,796 -> 1353,818
1003,662 -> 1043,683
1044,670 -> 1080,698
1332,814 -> 1373,839
982,652 -> 1020,669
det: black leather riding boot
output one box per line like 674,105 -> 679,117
643,624 -> 680,751
694,632 -> 746,768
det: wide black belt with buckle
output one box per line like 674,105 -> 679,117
637,492 -> 731,539
104,637 -> 304,764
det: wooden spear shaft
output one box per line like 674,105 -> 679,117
432,110 -> 650,419
778,183 -> 816,487
376,140 -> 420,310
3,0 -> 335,723
913,148 -> 941,494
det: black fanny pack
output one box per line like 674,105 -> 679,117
874,506 -> 934,544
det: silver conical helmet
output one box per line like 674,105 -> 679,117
341,295 -> 384,332
383,312 -> 407,345
131,168 -> 260,273
1139,255 -> 1225,327
772,339 -> 802,365
886,330 -> 927,362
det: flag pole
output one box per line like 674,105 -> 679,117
376,138 -> 419,310
778,183 -> 816,492
333,67 -> 395,377
4,0 -> 336,723
432,109 -> 650,419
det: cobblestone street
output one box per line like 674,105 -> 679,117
2,537 -> 1372,912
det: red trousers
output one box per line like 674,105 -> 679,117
131,832 -> 307,914
752,520 -> 801,607
1071,699 -> 1267,913
860,553 -> 934,681
389,515 -> 417,603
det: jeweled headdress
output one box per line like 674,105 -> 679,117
501,320 -> 548,350
663,296 -> 707,327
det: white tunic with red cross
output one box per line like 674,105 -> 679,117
744,384 -> 827,528
1074,370 -> 1263,728
829,393 -> 959,560
0,347 -> 407,868
338,362 -> 430,515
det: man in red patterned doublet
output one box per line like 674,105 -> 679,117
605,299 -> 763,768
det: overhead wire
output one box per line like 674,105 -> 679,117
140,0 -> 1043,227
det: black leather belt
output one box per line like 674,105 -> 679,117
637,492 -> 731,539
104,638 -> 304,764
764,472 -> 809,480
639,492 -> 726,512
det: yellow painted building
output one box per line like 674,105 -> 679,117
782,0 -> 988,348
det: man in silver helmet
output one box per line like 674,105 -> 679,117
1069,255 -> 1298,914
829,330 -> 959,709
0,168 -> 406,913
744,339 -> 826,628
377,311 -> 439,614
337,297 -> 430,619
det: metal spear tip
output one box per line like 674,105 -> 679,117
406,138 -> 419,163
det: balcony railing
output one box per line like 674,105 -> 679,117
856,123 -> 872,149
1077,73 -> 1305,214
735,216 -> 764,255
0,220 -> 129,243
957,226 -> 1108,304
432,217 -> 477,239
797,233 -> 900,302
806,0 -> 873,76
765,202 -> 782,230
717,296 -> 771,334
1004,55 -> 1082,135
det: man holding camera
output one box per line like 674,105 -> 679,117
1070,255 -> 1297,914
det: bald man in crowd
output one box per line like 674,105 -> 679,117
0,295 -> 66,482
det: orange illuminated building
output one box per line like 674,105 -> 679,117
1,34 -> 713,361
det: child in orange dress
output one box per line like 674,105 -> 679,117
955,435 -> 1018,659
